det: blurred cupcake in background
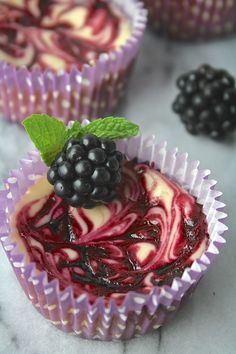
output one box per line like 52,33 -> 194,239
143,0 -> 236,40
0,0 -> 146,123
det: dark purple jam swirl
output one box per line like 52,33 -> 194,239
16,161 -> 209,303
0,0 -> 128,71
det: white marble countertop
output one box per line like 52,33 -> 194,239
0,30 -> 236,354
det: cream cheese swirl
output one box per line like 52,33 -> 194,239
13,160 -> 209,303
0,0 -> 131,71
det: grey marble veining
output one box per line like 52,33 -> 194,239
0,30 -> 236,354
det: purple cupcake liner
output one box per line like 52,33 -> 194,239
0,129 -> 228,341
142,0 -> 236,40
0,0 -> 147,124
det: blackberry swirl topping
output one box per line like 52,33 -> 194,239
13,160 -> 209,303
0,0 -> 131,71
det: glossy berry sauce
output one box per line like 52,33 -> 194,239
0,0 -> 128,70
16,161 -> 209,303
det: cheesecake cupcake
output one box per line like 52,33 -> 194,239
143,0 -> 236,40
0,0 -> 146,123
0,115 -> 227,340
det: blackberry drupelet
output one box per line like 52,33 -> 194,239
173,64 -> 236,140
47,134 -> 123,208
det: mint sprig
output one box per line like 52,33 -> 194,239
23,114 -> 67,166
66,121 -> 82,140
22,114 -> 139,166
82,117 -> 139,139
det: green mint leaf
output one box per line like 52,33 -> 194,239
81,117 -> 139,140
66,121 -> 82,140
23,115 -> 139,167
22,114 -> 67,166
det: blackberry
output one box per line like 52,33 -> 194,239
47,134 -> 123,208
173,64 -> 236,140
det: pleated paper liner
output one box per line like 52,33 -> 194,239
0,131 -> 227,341
143,0 -> 236,40
0,0 -> 147,124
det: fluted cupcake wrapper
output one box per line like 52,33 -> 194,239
0,131 -> 228,341
143,0 -> 236,40
0,0 -> 147,124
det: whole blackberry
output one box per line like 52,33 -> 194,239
173,64 -> 236,140
47,134 -> 123,208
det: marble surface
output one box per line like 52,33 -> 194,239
0,30 -> 236,354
